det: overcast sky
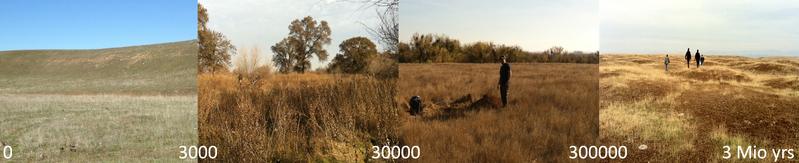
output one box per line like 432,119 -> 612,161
401,0 -> 599,52
601,0 -> 799,56
199,0 -> 382,69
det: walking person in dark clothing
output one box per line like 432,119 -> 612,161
498,56 -> 511,107
685,48 -> 692,68
701,56 -> 705,66
695,49 -> 701,68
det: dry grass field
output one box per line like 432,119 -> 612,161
600,54 -> 799,162
0,41 -> 198,162
0,94 -> 196,162
198,72 -> 398,162
397,63 -> 598,162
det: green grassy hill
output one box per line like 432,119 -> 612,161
0,40 -> 197,95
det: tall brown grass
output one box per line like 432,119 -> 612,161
199,72 -> 398,162
600,54 -> 799,162
397,63 -> 598,162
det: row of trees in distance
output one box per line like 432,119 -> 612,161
396,33 -> 599,64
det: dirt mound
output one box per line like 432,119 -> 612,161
736,62 -> 798,74
723,61 -> 750,67
468,94 -> 502,110
602,79 -> 675,102
762,77 -> 799,91
674,68 -> 751,82
600,69 -> 636,78
451,94 -> 474,106
600,71 -> 621,78
426,94 -> 502,120
775,59 -> 799,67
698,60 -> 719,66
631,59 -> 656,64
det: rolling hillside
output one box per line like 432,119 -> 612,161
0,40 -> 198,161
0,40 -> 198,95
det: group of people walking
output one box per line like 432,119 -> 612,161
664,48 -> 705,72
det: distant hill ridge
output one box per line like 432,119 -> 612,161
0,40 -> 198,95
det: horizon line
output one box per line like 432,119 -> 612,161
0,39 -> 198,52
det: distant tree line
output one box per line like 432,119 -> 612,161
396,33 -> 598,64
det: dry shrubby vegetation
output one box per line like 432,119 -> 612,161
397,63 -> 598,162
233,47 -> 272,81
197,2 -> 400,162
199,72 -> 398,162
199,41 -> 397,162
600,54 -> 799,162
397,33 -> 599,64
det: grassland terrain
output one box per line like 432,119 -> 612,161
0,41 -> 198,162
397,63 -> 598,162
198,72 -> 398,162
600,54 -> 799,162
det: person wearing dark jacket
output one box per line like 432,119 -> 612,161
695,49 -> 701,68
685,48 -> 692,68
699,51 -> 706,66
498,56 -> 511,107
409,96 -> 422,116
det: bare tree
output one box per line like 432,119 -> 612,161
348,0 -> 399,55
546,46 -> 566,55
234,47 -> 263,76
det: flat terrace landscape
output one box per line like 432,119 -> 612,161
600,54 -> 799,162
0,41 -> 198,162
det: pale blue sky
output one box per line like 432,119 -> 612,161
601,0 -> 799,56
0,0 -> 195,50
199,0 -> 382,69
401,0 -> 599,52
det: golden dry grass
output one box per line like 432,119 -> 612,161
600,54 -> 799,162
198,72 -> 398,162
397,63 -> 598,162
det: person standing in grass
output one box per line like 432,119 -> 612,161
664,54 -> 670,72
695,49 -> 701,68
498,55 -> 511,107
685,48 -> 692,68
